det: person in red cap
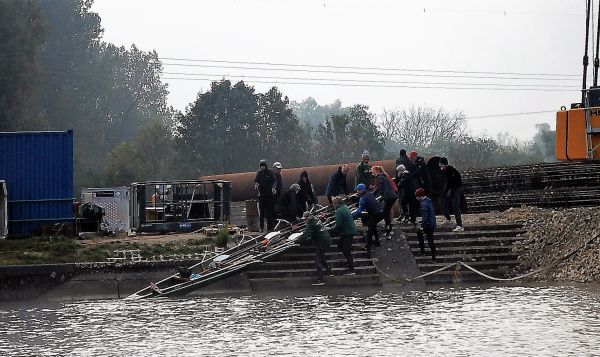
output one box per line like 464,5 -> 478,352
416,188 -> 436,262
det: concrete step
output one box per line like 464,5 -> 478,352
247,265 -> 376,279
417,259 -> 519,272
404,229 -> 527,240
249,273 -> 381,290
253,258 -> 373,271
287,244 -> 365,254
282,251 -> 370,261
401,222 -> 524,233
405,236 -> 526,248
410,244 -> 515,255
414,252 -> 519,263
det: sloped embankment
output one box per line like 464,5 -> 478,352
512,206 -> 600,283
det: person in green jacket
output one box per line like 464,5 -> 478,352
329,196 -> 357,275
355,150 -> 372,188
299,211 -> 332,285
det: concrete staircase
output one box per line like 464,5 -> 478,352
247,236 -> 381,290
403,222 -> 526,284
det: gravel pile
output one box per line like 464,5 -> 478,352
511,206 -> 600,283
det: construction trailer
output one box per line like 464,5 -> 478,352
0,181 -> 7,238
130,180 -> 231,235
0,130 -> 73,237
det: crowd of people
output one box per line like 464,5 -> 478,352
253,150 -> 464,285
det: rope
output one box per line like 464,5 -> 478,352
372,231 -> 600,284
405,263 -> 459,282
371,259 -> 459,284
458,231 -> 600,282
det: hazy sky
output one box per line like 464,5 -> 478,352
92,0 -> 590,139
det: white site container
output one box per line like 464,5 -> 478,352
81,187 -> 130,233
0,181 -> 7,238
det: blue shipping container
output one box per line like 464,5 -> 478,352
0,131 -> 73,236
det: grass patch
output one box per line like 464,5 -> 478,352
0,235 -> 216,265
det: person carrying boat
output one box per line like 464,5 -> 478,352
371,165 -> 398,239
351,183 -> 384,258
297,170 -> 318,212
326,164 -> 350,206
298,211 -> 332,286
275,183 -> 303,223
329,196 -> 357,275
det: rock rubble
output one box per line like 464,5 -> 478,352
462,206 -> 600,283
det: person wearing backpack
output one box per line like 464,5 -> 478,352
298,211 -> 333,285
371,166 -> 397,239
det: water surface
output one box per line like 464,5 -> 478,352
1,285 -> 599,356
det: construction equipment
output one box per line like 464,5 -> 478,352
130,180 -> 231,235
556,0 -> 600,160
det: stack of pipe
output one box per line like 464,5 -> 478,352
201,160 -> 397,202
202,159 -> 600,214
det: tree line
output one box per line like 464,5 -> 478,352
0,0 -> 556,193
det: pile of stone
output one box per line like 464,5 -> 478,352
511,206 -> 600,283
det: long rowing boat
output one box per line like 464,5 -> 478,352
125,200 -> 349,300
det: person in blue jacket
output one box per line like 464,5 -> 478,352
416,188 -> 437,262
351,183 -> 384,258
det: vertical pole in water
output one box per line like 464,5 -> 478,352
583,0 -> 592,104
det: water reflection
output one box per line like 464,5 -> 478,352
1,285 -> 599,356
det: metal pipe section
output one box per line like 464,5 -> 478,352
201,160 -> 397,202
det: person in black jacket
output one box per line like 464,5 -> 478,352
413,156 -> 431,193
371,165 -> 397,238
394,164 -> 415,224
297,170 -> 318,212
273,161 -> 283,201
396,149 -> 416,174
326,164 -> 349,205
440,157 -> 464,232
254,159 -> 277,232
275,183 -> 303,223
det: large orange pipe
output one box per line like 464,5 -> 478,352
201,160 -> 397,202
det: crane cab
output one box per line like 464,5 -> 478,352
556,87 -> 600,160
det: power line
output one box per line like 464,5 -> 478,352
159,57 -> 580,78
161,71 -> 580,88
466,110 -> 557,119
161,62 -> 579,82
161,76 -> 577,92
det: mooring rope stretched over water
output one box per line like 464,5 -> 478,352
458,230 -> 600,282
373,231 -> 600,284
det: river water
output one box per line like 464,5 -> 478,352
1,285 -> 599,356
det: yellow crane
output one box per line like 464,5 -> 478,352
556,0 -> 600,160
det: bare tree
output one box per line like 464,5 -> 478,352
378,106 -> 467,151
378,108 -> 400,142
